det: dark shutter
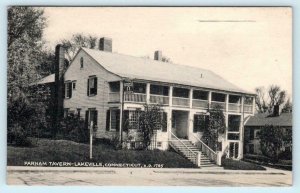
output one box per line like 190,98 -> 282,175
85,110 -> 89,130
123,110 -> 129,132
116,110 -> 120,132
87,78 -> 90,96
68,82 -> 72,98
94,77 -> 98,95
162,112 -> 167,132
106,110 -> 110,131
94,110 -> 98,126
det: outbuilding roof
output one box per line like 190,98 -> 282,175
82,48 -> 253,95
245,113 -> 292,127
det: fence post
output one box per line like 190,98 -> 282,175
197,151 -> 201,167
90,121 -> 93,159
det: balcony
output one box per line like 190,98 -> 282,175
172,97 -> 190,107
211,101 -> 226,109
244,104 -> 253,114
192,99 -> 209,109
150,94 -> 169,105
228,103 -> 241,113
124,93 -> 146,103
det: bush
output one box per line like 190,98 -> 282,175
222,158 -> 266,170
7,124 -> 32,147
58,114 -> 89,143
278,150 -> 292,160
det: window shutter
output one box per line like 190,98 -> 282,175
94,77 -> 98,95
94,110 -> 98,126
106,110 -> 110,131
85,110 -> 89,129
162,112 -> 167,132
87,79 -> 90,96
116,110 -> 120,132
68,82 -> 72,98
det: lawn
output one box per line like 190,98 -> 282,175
7,138 -> 197,168
222,158 -> 266,170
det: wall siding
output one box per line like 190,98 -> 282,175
63,49 -> 121,139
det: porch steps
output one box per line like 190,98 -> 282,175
170,140 -> 221,169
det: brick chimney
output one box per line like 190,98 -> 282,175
99,37 -> 112,52
273,104 -> 281,116
54,44 -> 66,125
154,50 -> 162,61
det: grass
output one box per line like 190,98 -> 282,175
222,158 -> 266,170
7,138 -> 197,168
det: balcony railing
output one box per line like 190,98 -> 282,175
244,104 -> 253,114
150,94 -> 169,105
109,92 -> 120,102
211,101 -> 226,109
192,99 -> 209,109
228,103 -> 241,113
172,97 -> 190,107
124,93 -> 146,103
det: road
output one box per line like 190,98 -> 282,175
6,167 -> 292,186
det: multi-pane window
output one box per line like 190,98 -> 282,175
72,81 -> 76,90
64,82 -> 72,98
227,115 -> 241,140
129,110 -> 140,130
193,114 -> 209,132
87,76 -> 98,96
86,109 -> 98,129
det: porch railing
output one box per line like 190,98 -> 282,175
228,103 -> 241,113
192,99 -> 209,109
244,104 -> 253,114
170,132 -> 200,166
149,94 -> 169,105
211,101 -> 226,109
124,93 -> 146,103
190,134 -> 218,164
109,92 -> 120,102
172,97 -> 190,107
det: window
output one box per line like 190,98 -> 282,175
157,142 -> 162,147
193,90 -> 208,100
193,114 -> 209,132
129,110 -> 140,130
87,76 -> 98,96
248,144 -> 254,154
249,128 -> 255,140
73,81 -> 76,90
64,82 -> 72,98
227,115 -> 241,141
86,109 -> 98,129
80,57 -> 84,68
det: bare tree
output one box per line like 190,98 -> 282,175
255,85 -> 288,113
60,33 -> 98,62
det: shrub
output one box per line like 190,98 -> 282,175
244,154 -> 273,163
58,114 -> 89,143
278,150 -> 292,160
7,123 -> 32,147
110,134 -> 122,150
222,158 -> 266,170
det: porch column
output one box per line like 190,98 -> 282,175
119,81 -> 124,141
146,83 -> 150,104
167,109 -> 172,140
240,96 -> 245,158
208,91 -> 212,109
188,111 -> 194,140
225,94 -> 229,112
189,88 -> 193,109
169,86 -> 173,107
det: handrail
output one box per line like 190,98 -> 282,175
170,132 -> 196,156
191,133 -> 217,155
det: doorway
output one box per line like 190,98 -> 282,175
171,110 -> 189,139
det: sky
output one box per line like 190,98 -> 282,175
42,7 -> 292,98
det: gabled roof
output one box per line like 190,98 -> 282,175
82,48 -> 253,95
245,113 -> 292,127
